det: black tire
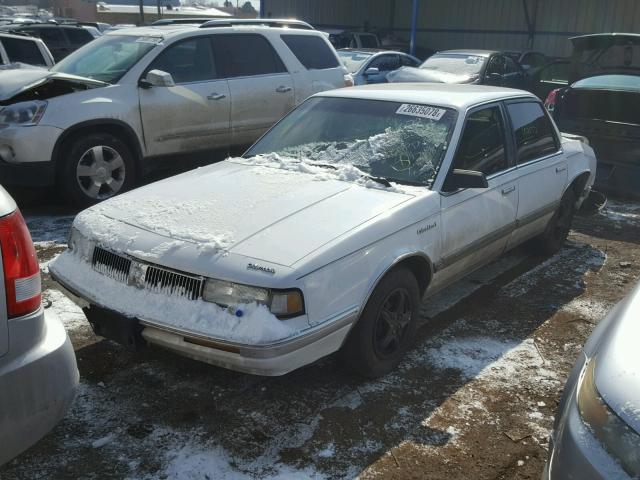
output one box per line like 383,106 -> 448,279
58,133 -> 136,208
342,267 -> 420,378
531,188 -> 576,255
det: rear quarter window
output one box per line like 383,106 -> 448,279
64,27 -> 93,45
1,37 -> 46,65
281,34 -> 339,70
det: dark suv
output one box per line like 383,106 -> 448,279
0,24 -> 93,61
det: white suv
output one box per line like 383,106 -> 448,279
0,19 -> 350,206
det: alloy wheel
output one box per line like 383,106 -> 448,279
373,288 -> 413,359
75,145 -> 126,200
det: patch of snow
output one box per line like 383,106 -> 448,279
317,443 -> 335,459
92,434 -> 114,448
43,289 -> 88,332
601,200 -> 640,227
24,214 -> 75,244
50,252 -> 298,344
561,296 -> 614,322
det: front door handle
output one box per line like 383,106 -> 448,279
556,166 -> 567,173
501,185 -> 516,195
207,93 -> 226,100
276,85 -> 292,93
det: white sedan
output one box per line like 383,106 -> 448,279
50,84 -> 596,377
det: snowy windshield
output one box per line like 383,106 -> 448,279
246,97 -> 457,187
420,53 -> 487,76
338,50 -> 373,73
52,34 -> 159,83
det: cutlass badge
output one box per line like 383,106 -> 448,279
247,263 -> 276,275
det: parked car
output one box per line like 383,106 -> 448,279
543,280 -> 640,479
50,84 -> 595,378
0,32 -> 54,67
0,24 -> 94,61
387,50 -> 528,89
545,33 -> 640,198
0,184 -> 78,466
338,48 -> 420,85
505,49 -> 550,74
0,20 -> 350,206
326,29 -> 381,49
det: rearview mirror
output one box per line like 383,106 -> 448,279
443,169 -> 488,192
139,69 -> 175,89
364,67 -> 380,76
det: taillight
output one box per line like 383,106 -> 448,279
0,210 -> 41,318
544,88 -> 560,112
344,74 -> 354,87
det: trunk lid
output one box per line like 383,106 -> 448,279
569,33 -> 640,82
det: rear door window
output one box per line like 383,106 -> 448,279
369,54 -> 400,72
507,101 -> 559,164
28,27 -> 66,48
1,36 -> 46,65
63,27 -> 93,46
281,34 -> 338,70
213,34 -> 286,78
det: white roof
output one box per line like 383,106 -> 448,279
99,4 -> 230,17
318,83 -> 536,110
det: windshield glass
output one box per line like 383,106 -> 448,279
338,50 -> 373,73
51,34 -> 160,83
246,97 -> 457,187
420,53 -> 486,76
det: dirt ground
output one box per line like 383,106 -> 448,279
1,194 -> 638,480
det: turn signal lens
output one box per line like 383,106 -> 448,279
270,290 -> 304,316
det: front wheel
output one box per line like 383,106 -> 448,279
531,188 -> 576,255
58,133 -> 136,208
342,267 -> 420,378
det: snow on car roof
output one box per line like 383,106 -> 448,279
316,83 -> 535,111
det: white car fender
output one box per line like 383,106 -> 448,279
561,135 -> 597,206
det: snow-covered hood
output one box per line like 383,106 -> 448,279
594,281 -> 640,434
0,68 -> 105,103
387,66 -> 479,84
77,158 -> 416,268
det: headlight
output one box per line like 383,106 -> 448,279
0,100 -> 47,127
67,226 -> 92,259
202,278 -> 304,318
577,359 -> 640,477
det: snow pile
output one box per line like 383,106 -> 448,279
425,336 -> 559,388
43,289 -> 88,332
601,200 -> 640,227
50,252 -> 297,344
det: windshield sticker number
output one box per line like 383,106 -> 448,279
396,104 -> 446,121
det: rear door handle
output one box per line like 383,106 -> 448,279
276,86 -> 292,93
207,93 -> 226,100
556,166 -> 567,173
501,185 -> 516,195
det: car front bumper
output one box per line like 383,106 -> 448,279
0,124 -> 62,186
0,308 -> 79,466
544,383 -> 631,479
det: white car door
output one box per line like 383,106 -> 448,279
212,33 -> 295,148
505,100 -> 567,247
139,36 -> 230,157
435,104 -> 519,286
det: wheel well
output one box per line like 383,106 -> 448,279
393,255 -> 432,297
54,122 -> 143,178
569,172 -> 591,200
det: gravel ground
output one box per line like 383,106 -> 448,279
1,195 -> 638,480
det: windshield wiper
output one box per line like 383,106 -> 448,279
361,174 -> 392,187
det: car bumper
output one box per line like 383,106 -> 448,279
0,308 -> 79,466
53,271 -> 358,376
544,388 -> 630,479
0,125 -> 62,186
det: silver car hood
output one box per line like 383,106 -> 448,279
387,66 -> 479,84
595,282 -> 640,434
80,159 -> 414,268
0,68 -> 105,102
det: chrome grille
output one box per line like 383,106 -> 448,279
144,265 -> 203,300
92,246 -> 132,283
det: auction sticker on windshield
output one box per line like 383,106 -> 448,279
396,104 -> 446,121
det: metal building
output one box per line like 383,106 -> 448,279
261,0 -> 640,57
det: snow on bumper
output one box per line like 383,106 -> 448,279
50,251 -> 358,375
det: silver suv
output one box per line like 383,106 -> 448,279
0,184 -> 78,466
0,19 -> 350,206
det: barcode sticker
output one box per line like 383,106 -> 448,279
396,104 -> 446,121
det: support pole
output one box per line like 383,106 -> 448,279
260,0 -> 265,18
138,0 -> 145,26
410,0 -> 419,57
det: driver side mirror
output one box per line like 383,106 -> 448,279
364,67 -> 380,76
443,169 -> 488,192
139,69 -> 175,89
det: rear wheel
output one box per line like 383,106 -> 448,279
58,133 -> 135,208
531,188 -> 576,255
342,267 -> 420,378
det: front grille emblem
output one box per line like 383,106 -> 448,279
128,261 -> 148,289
